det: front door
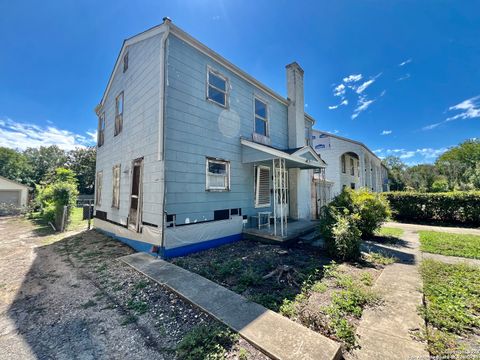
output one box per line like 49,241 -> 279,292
128,158 -> 143,231
274,168 -> 289,217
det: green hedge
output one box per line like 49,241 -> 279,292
384,192 -> 480,225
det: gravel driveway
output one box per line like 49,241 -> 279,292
0,216 -> 266,359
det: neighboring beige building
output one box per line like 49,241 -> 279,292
0,176 -> 30,208
311,130 -> 389,202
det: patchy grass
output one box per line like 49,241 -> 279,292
68,207 -> 88,230
176,323 -> 237,360
419,231 -> 480,259
80,300 -> 97,309
172,242 -> 329,312
375,227 -> 404,238
281,263 -> 381,349
363,251 -> 396,265
420,259 -> 480,356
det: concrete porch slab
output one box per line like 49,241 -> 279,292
121,253 -> 342,360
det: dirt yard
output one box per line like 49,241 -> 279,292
0,216 -> 267,360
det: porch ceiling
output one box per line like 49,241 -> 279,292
240,138 -> 326,169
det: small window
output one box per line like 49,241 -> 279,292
123,52 -> 129,73
96,171 -> 103,206
115,92 -> 124,136
341,155 -> 346,173
351,183 -> 356,190
350,158 -> 355,176
254,98 -> 268,136
112,165 -> 121,208
305,127 -> 311,146
255,166 -> 271,208
206,158 -> 230,191
97,112 -> 105,147
207,69 -> 228,107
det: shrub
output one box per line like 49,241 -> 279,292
384,191 -> 480,225
322,188 -> 390,239
321,212 -> 361,261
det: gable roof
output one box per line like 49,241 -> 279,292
0,175 -> 31,189
96,18 -> 316,125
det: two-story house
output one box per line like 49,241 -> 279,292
94,18 -> 325,258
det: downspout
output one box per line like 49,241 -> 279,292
158,19 -> 170,257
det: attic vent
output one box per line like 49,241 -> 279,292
255,166 -> 271,207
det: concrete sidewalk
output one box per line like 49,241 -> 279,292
422,252 -> 480,267
352,230 -> 428,360
121,253 -> 342,360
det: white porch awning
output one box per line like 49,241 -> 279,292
240,138 -> 326,169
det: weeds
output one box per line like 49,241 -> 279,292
176,323 -> 237,360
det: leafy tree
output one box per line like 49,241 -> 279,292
382,156 -> 407,191
0,147 -> 31,183
24,146 -> 67,186
66,147 -> 96,194
404,164 -> 438,192
436,139 -> 480,190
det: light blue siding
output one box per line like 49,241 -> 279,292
164,34 -> 288,224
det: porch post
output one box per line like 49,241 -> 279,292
273,159 -> 277,236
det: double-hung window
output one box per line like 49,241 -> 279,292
207,68 -> 228,107
206,158 -> 230,191
112,165 -> 121,208
96,171 -> 103,206
341,155 -> 346,173
350,158 -> 355,176
115,92 -> 124,136
97,112 -> 105,147
123,52 -> 129,73
254,98 -> 268,137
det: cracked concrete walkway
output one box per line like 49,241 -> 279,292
121,253 -> 342,360
352,229 -> 428,360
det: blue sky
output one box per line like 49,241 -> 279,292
1,0 -> 479,164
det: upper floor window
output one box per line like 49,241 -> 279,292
123,52 -> 129,72
350,158 -> 355,176
305,127 -> 312,146
114,92 -> 124,136
97,112 -> 105,147
206,158 -> 230,191
207,68 -> 228,107
254,98 -> 268,137
341,154 -> 346,173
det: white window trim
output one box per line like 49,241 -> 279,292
206,157 -> 230,192
255,165 -> 271,208
96,171 -> 103,206
206,66 -> 229,108
112,164 -> 121,209
253,96 -> 269,138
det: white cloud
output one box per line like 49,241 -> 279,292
446,95 -> 480,121
374,147 -> 449,164
0,118 -> 95,150
356,79 -> 374,94
397,73 -> 411,81
399,58 -> 412,66
351,97 -> 374,119
328,99 -> 348,110
422,95 -> 480,131
343,74 -> 363,83
380,90 -> 387,97
333,84 -> 346,97
381,130 -> 392,135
